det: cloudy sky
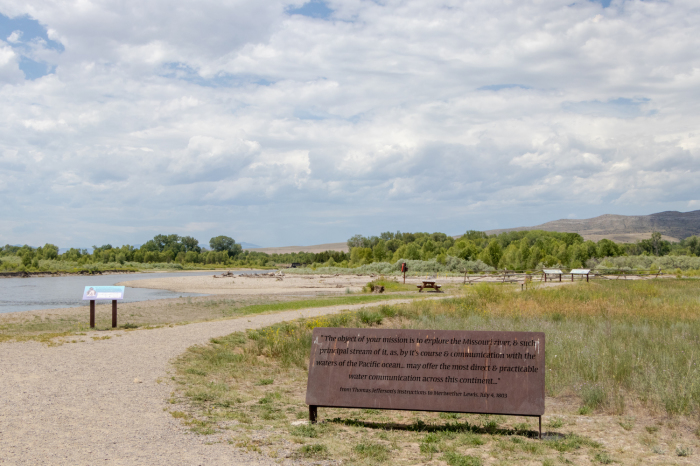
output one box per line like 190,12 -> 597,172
1,0 -> 699,248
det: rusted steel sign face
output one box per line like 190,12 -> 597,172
306,328 -> 544,416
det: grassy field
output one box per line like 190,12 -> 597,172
171,280 -> 700,464
0,293 -> 419,344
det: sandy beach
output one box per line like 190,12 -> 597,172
118,272 -> 375,295
116,272 -> 499,296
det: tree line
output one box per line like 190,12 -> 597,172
345,230 -> 700,270
2,230 -> 698,273
0,234 -> 349,271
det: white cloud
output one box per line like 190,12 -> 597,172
0,42 -> 23,83
6,30 -> 21,43
0,0 -> 699,247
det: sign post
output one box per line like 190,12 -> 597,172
401,262 -> 408,284
306,328 -> 545,438
82,286 -> 125,328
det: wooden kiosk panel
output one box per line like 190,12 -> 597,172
306,328 -> 545,419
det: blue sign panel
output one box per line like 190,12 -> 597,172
82,286 -> 125,300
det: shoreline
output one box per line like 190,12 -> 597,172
0,267 -> 271,279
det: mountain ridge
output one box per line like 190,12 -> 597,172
482,210 -> 700,242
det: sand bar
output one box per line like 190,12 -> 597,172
117,272 -> 375,295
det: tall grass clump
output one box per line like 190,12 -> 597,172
176,279 -> 700,420
404,280 -> 700,415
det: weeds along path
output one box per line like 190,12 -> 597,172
0,297 -> 435,465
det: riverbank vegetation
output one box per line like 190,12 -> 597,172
345,230 -> 700,270
3,230 -> 700,275
171,280 -> 700,464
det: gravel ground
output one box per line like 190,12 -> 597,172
0,299 -> 419,465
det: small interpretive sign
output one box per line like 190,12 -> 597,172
306,328 -> 544,418
82,286 -> 125,301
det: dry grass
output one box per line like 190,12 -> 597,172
171,280 -> 700,464
0,293 -> 417,344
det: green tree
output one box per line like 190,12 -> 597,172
350,247 -> 373,264
405,243 -> 421,260
373,239 -> 387,262
463,230 -> 488,241
209,236 -> 242,257
21,252 -> 33,267
421,240 -> 436,260
40,243 -> 59,260
143,234 -> 180,252
597,239 -> 622,258
180,236 -> 201,253
479,241 -> 503,268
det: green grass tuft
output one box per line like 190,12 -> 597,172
298,443 -> 328,457
443,451 -> 483,466
353,442 -> 390,462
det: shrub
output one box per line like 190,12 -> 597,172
298,444 -> 328,457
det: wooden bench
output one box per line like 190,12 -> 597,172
417,281 -> 442,292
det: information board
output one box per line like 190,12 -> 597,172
306,328 -> 544,416
82,286 -> 125,300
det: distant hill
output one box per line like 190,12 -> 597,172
238,242 -> 261,249
482,210 -> 700,243
244,242 -> 349,254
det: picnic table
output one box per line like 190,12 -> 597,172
417,281 -> 442,292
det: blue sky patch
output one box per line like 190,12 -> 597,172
478,84 -> 532,91
19,56 -> 53,80
563,97 -> 651,118
590,0 -> 612,7
286,1 -> 334,19
294,108 -> 332,120
1,13 -> 62,80
0,13 -> 64,51
161,62 -> 274,88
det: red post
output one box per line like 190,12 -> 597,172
112,300 -> 117,328
90,300 -> 95,328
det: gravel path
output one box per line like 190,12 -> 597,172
0,299 -> 419,465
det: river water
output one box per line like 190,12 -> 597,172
0,271 -> 262,314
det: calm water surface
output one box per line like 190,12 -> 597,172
0,270 -> 264,314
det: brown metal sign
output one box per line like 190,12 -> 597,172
306,328 -> 544,416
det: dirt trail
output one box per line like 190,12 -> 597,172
0,298 -> 419,465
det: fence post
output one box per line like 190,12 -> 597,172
112,300 -> 117,328
90,300 -> 95,328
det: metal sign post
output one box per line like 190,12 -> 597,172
90,300 -> 95,328
82,286 -> 126,329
